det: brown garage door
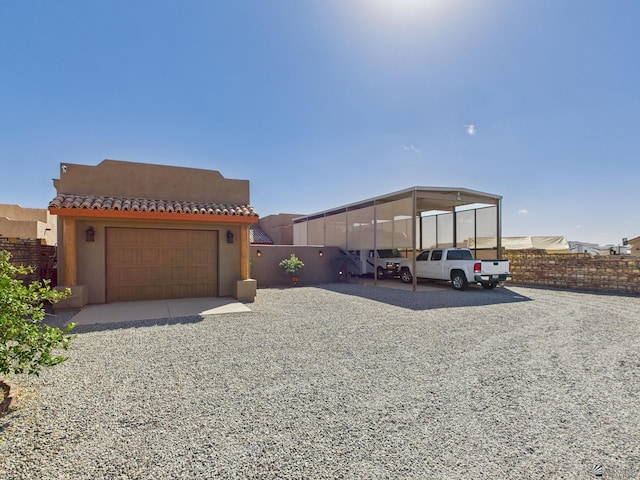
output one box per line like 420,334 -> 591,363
106,228 -> 218,302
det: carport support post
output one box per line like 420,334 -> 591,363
373,202 -> 378,286
497,199 -> 503,259
412,188 -> 417,292
453,209 -> 457,248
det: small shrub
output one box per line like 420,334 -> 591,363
0,250 -> 74,377
279,254 -> 304,275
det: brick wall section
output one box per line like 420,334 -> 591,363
505,249 -> 640,295
0,238 -> 57,285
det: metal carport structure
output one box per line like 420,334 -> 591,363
292,186 -> 503,291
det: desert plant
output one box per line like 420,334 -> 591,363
279,253 -> 305,286
279,253 -> 304,275
0,250 -> 74,376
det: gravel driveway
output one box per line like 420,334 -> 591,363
1,284 -> 639,479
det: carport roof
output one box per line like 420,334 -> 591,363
293,186 -> 502,222
49,194 -> 258,223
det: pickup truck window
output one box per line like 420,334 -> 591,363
416,251 -> 430,261
378,249 -> 403,258
446,250 -> 474,260
431,250 -> 443,261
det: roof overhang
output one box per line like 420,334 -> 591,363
48,193 -> 259,225
49,207 -> 258,225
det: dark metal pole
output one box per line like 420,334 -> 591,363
412,189 -> 417,292
496,199 -> 502,259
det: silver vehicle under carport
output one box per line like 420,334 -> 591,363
349,249 -> 406,279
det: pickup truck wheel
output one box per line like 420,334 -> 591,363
451,271 -> 468,290
400,268 -> 412,284
482,282 -> 497,289
376,267 -> 385,279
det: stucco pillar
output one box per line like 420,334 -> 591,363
239,224 -> 250,280
236,224 -> 256,301
62,218 -> 77,285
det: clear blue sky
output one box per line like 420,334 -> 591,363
1,0 -> 638,245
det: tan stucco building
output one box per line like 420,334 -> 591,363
255,213 -> 301,245
628,235 -> 640,257
49,159 -> 258,306
0,204 -> 57,246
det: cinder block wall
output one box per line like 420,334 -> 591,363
0,238 -> 57,285
505,249 -> 640,295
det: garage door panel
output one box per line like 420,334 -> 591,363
191,249 -> 211,263
110,229 -> 139,246
141,249 -> 162,264
106,228 -> 218,302
189,231 -> 210,243
189,284 -> 212,297
171,266 -> 189,281
112,248 -> 141,264
167,230 -> 189,244
191,265 -> 213,280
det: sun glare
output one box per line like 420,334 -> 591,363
332,0 -> 474,65
353,0 -> 450,28
369,0 -> 439,16
381,0 -> 429,9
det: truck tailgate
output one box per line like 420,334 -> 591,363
480,260 -> 510,275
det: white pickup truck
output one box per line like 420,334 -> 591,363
399,248 -> 511,290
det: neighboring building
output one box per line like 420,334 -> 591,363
49,159 -> 259,306
0,204 -> 57,246
0,204 -> 58,285
626,236 -> 640,257
255,213 -> 302,245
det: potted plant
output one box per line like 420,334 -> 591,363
279,253 -> 304,286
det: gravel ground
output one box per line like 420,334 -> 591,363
1,284 -> 639,479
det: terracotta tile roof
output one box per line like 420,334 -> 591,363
249,225 -> 274,244
49,194 -> 258,217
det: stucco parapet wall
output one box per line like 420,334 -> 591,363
49,194 -> 258,218
56,160 -> 250,205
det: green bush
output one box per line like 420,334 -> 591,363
0,250 -> 74,376
279,253 -> 304,275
